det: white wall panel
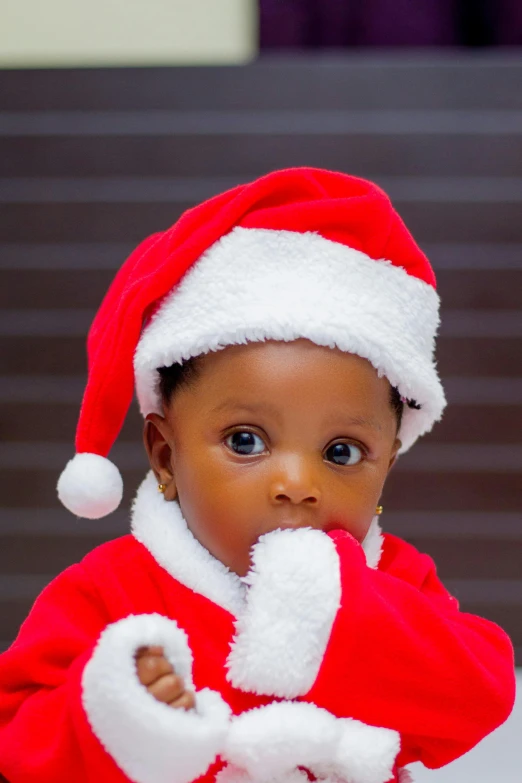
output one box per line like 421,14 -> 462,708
0,0 -> 257,67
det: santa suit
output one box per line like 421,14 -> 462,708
0,472 -> 515,783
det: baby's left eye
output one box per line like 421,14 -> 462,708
324,442 -> 363,466
226,431 -> 266,456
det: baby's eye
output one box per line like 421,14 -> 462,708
226,431 -> 266,455
324,442 -> 363,466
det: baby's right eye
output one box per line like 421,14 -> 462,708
225,431 -> 266,455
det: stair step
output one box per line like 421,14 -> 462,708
0,202 -> 186,243
2,57 -> 522,111
3,174 -> 522,203
1,124 -> 522,178
2,192 -> 522,243
0,508 -> 127,536
3,109 -> 522,137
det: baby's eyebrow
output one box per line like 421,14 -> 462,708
323,413 -> 383,432
211,401 -> 381,431
211,399 -> 283,421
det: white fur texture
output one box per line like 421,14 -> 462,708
216,766 -> 309,783
333,716 -> 401,783
57,452 -> 123,519
131,472 -> 246,616
226,528 -> 341,698
134,227 -> 445,452
223,700 -> 400,783
82,613 -> 231,783
225,701 -> 340,777
361,516 -> 384,570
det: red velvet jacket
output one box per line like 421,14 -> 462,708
0,474 -> 515,783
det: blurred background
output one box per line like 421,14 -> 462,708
0,1 -> 521,780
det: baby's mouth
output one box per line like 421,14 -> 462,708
275,519 -> 314,531
263,515 -> 322,534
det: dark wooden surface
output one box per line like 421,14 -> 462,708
0,55 -> 521,660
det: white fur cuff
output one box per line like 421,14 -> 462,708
82,613 -> 231,783
226,528 -> 341,698
223,700 -> 400,783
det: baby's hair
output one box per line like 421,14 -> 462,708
389,385 -> 404,431
158,356 -> 203,401
157,357 -> 412,432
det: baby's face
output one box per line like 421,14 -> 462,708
145,339 -> 401,577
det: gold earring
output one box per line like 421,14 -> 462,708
375,505 -> 383,516
158,483 -> 167,494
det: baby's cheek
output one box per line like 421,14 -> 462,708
184,505 -> 256,576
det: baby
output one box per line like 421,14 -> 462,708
136,341 -> 402,710
0,168 -> 515,783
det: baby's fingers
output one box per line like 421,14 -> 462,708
148,673 -> 186,705
135,648 -> 173,687
134,645 -> 194,710
169,689 -> 196,710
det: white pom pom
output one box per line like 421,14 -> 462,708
57,453 -> 123,519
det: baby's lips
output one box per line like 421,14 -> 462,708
274,518 -> 315,531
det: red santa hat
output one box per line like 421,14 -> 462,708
57,167 -> 445,519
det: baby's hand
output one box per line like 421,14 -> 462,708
135,645 -> 195,710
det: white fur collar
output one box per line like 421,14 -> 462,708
362,512 -> 385,569
131,472 -> 383,617
131,472 -> 246,617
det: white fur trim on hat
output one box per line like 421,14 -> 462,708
134,227 -> 445,453
57,452 -> 123,519
82,613 -> 231,783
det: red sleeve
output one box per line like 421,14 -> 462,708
0,556 -> 231,783
307,531 -> 516,770
0,564 -> 128,782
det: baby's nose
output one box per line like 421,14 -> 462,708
269,456 -> 321,506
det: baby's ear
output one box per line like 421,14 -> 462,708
143,414 -> 177,500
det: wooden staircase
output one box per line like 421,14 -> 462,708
1,55 -> 521,660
